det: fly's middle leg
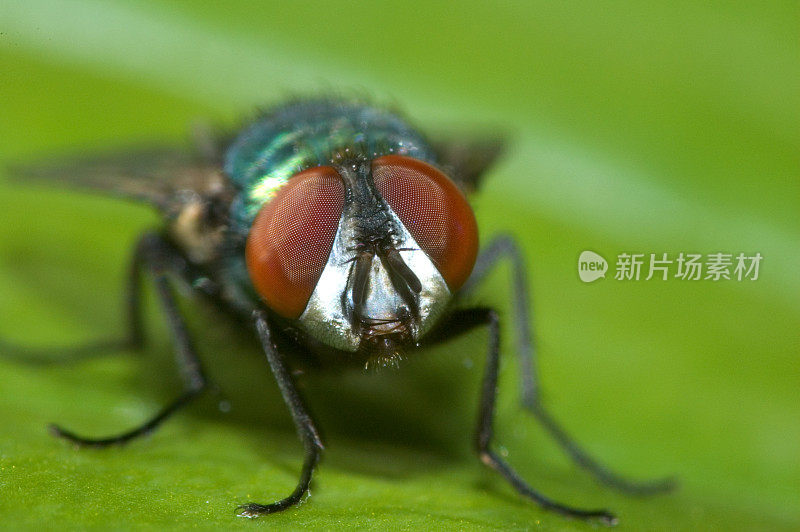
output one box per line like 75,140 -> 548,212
47,232 -> 209,447
433,307 -> 616,524
460,234 -> 675,495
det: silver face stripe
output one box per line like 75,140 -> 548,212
299,207 -> 451,352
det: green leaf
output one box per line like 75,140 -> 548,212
1,1 -> 798,530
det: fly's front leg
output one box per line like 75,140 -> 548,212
461,234 -> 674,495
237,311 -> 324,517
439,307 -> 614,524
49,232 -> 208,447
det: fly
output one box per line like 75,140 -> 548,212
3,98 -> 674,524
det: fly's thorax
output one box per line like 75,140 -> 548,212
224,100 -> 436,237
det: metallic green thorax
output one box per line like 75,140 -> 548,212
224,100 -> 437,237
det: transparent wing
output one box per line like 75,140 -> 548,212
6,143 -> 233,218
431,134 -> 507,194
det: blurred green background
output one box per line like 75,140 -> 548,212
1,1 -> 798,530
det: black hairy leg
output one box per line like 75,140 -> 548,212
459,234 -> 675,496
430,307 -> 617,525
236,311 -> 324,517
45,232 -> 209,447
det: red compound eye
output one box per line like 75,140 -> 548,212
246,166 -> 345,318
372,155 -> 478,291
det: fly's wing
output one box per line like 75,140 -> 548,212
431,135 -> 506,194
7,144 -> 234,220
7,137 -> 238,265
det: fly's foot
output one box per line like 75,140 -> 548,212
479,448 -> 619,526
528,403 -> 678,496
48,423 -> 122,448
236,495 -> 304,518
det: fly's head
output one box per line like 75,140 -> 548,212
245,154 -> 478,366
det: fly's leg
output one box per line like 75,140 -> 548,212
237,311 -> 323,517
0,337 -> 133,365
0,237 -> 145,365
461,235 -> 537,404
49,232 -> 208,447
437,307 -> 614,524
460,234 -> 675,495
